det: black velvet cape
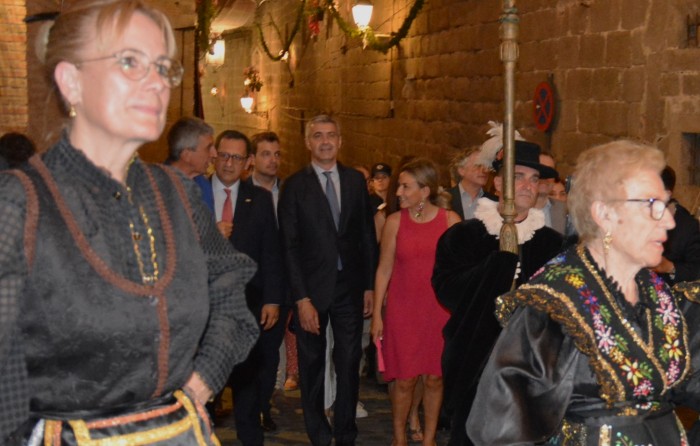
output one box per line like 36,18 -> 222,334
432,216 -> 563,444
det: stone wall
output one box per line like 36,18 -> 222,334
0,0 -> 28,134
4,0 -> 700,207
199,0 -> 700,207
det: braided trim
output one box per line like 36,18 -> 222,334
7,166 -> 39,270
29,157 -> 180,396
505,285 -> 625,406
142,165 -> 178,397
673,281 -> 700,304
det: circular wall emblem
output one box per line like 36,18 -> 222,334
533,81 -> 555,132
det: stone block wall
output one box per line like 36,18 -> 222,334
0,0 -> 28,134
4,0 -> 700,208
201,0 -> 700,206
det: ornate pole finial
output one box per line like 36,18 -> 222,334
499,0 -> 519,256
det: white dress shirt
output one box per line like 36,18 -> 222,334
212,174 -> 240,222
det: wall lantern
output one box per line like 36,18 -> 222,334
352,0 -> 373,29
240,94 -> 254,113
206,38 -> 226,69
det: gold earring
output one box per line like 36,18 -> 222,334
69,104 -> 76,118
603,230 -> 612,255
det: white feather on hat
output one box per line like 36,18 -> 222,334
474,121 -> 526,169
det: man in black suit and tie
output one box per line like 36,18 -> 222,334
199,130 -> 284,446
278,115 -> 377,446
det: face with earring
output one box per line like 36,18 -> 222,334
599,168 -> 675,271
56,12 -> 172,149
396,171 -> 429,214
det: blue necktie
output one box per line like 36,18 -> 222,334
323,171 -> 342,270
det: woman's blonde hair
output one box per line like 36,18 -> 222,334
568,140 -> 665,243
38,0 -> 176,112
400,158 -> 451,209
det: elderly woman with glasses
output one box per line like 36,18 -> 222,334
466,140 -> 694,445
0,1 -> 258,444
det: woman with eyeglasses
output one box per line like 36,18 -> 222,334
0,1 -> 258,444
466,141 -> 694,445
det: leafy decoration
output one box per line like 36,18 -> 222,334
256,0 -> 307,61
196,0 -> 219,58
255,0 -> 425,59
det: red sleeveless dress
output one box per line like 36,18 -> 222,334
383,208 -> 450,380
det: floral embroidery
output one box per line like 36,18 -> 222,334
614,431 -> 649,446
515,246 -> 689,405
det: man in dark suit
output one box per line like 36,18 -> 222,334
653,165 -> 700,284
447,146 -> 494,220
247,131 -> 287,431
535,152 -> 567,234
198,130 -> 284,446
278,115 -> 377,446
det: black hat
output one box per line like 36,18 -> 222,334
371,163 -> 392,177
492,141 -> 558,179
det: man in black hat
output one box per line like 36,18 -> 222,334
431,140 -> 563,446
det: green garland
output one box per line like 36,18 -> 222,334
256,0 -> 307,61
256,0 -> 425,59
196,0 -> 219,57
325,0 -> 425,53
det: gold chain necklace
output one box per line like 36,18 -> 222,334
126,186 -> 159,285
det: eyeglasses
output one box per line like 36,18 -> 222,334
623,198 -> 674,220
76,49 -> 184,88
217,152 -> 247,164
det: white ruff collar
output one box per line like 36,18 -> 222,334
473,197 -> 545,244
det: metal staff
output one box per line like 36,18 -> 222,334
499,0 -> 519,255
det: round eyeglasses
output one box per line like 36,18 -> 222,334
623,198 -> 674,221
76,48 -> 184,88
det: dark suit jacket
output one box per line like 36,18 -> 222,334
547,198 -> 568,235
278,163 -> 377,312
198,178 -> 285,315
663,201 -> 700,284
447,185 -> 497,220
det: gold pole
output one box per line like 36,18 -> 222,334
499,0 -> 519,255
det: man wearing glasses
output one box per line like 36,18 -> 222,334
199,130 -> 285,446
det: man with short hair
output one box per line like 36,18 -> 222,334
432,141 -> 563,446
250,131 -> 283,209
534,152 -> 567,234
248,131 -> 288,432
165,116 -> 216,179
198,130 -> 285,446
447,147 -> 494,220
278,115 -> 377,446
653,165 -> 700,284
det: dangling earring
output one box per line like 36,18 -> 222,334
68,104 -> 77,118
414,200 -> 424,219
603,230 -> 612,255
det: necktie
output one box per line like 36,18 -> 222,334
222,187 -> 233,223
323,171 -> 342,270
323,171 -> 340,229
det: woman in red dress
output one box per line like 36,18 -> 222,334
371,158 -> 460,446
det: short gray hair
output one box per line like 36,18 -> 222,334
568,140 -> 665,243
305,114 -> 340,141
166,117 -> 213,162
